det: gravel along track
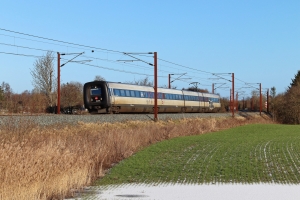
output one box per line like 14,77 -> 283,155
0,112 -> 261,126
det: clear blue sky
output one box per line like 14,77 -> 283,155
0,1 -> 299,99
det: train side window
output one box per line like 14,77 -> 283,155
159,93 -> 164,99
165,94 -> 169,99
120,90 -> 125,96
140,91 -> 145,98
130,90 -> 135,97
114,89 -> 120,96
125,90 -> 131,97
135,91 -> 141,97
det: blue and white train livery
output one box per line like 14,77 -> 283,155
83,81 -> 221,114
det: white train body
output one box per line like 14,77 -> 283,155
83,81 -> 221,113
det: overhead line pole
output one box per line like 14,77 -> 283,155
260,83 -> 262,116
154,52 -> 158,121
57,53 -> 61,114
121,52 -> 158,121
232,73 -> 234,117
267,89 -> 269,113
56,52 -> 85,114
168,74 -> 173,89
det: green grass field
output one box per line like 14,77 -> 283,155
96,124 -> 300,186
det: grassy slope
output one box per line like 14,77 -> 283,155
97,124 -> 300,185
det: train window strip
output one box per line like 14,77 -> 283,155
112,88 -> 220,103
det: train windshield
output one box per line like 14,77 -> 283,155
91,88 -> 101,96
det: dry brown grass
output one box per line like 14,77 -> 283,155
0,115 -> 273,200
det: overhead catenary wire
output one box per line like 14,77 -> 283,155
0,28 -> 230,80
0,28 -> 124,54
0,51 -> 44,58
0,28 -> 241,80
0,50 -> 166,77
0,28 -> 265,98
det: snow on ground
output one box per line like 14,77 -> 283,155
71,183 -> 300,200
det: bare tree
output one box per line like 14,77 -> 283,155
0,85 -> 3,101
126,76 -> 153,86
60,82 -> 83,108
30,51 -> 56,107
161,84 -> 177,89
94,75 -> 106,81
1,82 -> 13,111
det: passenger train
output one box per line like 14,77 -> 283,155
83,81 -> 221,114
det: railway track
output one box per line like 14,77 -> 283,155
0,112 -> 264,126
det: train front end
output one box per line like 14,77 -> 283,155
83,81 -> 111,113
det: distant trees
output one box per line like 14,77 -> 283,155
0,81 -> 47,114
183,86 -> 209,93
126,76 -> 153,86
274,70 -> 300,124
0,82 -> 13,111
0,85 -> 4,102
288,71 -> 300,89
94,75 -> 106,81
60,82 -> 83,108
30,51 -> 56,107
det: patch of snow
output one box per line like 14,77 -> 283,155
70,183 -> 300,200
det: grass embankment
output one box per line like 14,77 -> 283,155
98,124 -> 300,186
0,115 -> 271,200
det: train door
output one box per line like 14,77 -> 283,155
110,88 -> 115,105
201,93 -> 205,112
197,92 -> 201,111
